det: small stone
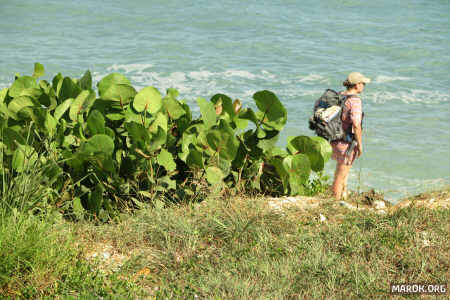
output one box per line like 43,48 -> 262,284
319,214 -> 327,222
103,252 -> 111,259
339,201 -> 356,210
373,200 -> 386,209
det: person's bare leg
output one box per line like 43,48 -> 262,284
332,161 -> 352,200
342,172 -> 349,200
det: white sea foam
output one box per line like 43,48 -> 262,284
188,70 -> 215,81
298,73 -> 325,83
96,65 -> 283,100
242,90 -> 257,98
107,63 -> 154,74
96,65 -> 450,106
368,89 -> 450,104
374,75 -> 410,83
132,71 -> 194,95
280,88 -> 323,99
261,70 -> 276,79
223,70 -> 258,80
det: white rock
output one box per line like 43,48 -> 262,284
373,200 -> 386,209
319,214 -> 327,222
103,252 -> 111,259
339,201 -> 356,210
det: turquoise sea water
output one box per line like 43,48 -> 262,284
1,0 -> 449,202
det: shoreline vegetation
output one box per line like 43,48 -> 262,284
1,187 -> 448,299
1,64 -> 448,298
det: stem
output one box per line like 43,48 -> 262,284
238,154 -> 249,191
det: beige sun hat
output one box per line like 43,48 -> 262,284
347,72 -> 371,84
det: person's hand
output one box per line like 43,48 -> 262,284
356,144 -> 363,158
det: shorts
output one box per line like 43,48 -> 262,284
331,141 -> 357,165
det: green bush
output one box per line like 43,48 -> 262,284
0,63 -> 331,218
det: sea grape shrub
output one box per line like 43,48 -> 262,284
0,63 -> 331,219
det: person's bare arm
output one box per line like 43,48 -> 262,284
353,124 -> 362,157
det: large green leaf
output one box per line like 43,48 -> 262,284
12,145 -> 38,172
163,96 -> 186,120
100,84 -> 136,104
211,93 -> 235,118
186,147 -> 203,168
282,154 -> 311,195
125,122 -> 150,150
310,136 -> 332,164
271,157 -> 289,194
87,183 -> 104,213
97,73 -> 131,96
105,112 -> 125,121
0,88 -> 8,103
19,87 -> 42,100
205,166 -> 224,184
157,149 -> 176,172
157,175 -> 176,191
253,90 -> 287,131
206,125 -> 239,161
2,128 -> 26,150
178,133 -> 196,162
149,126 -> 167,151
80,134 -> 114,155
8,76 -> 39,98
287,135 -> 331,172
197,97 -> 216,129
149,112 -> 168,134
69,90 -> 95,121
87,110 -> 105,135
239,108 -> 259,125
59,77 -> 82,101
54,98 -> 73,121
7,96 -> 35,114
44,112 -> 58,138
32,62 -> 45,79
216,156 -> 231,178
78,70 -> 92,90
256,130 -> 280,154
72,197 -> 84,220
0,102 -> 17,120
133,86 -> 162,114
52,73 -> 63,93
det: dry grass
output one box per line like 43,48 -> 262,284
1,188 -> 449,299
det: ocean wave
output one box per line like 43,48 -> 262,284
298,73 -> 325,83
94,66 -> 283,100
367,89 -> 450,104
374,75 -> 410,83
106,63 -> 154,74
188,70 -> 216,81
93,66 -> 450,106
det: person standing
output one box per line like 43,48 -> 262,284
331,72 -> 370,200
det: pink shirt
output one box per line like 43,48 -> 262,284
341,95 -> 362,134
330,94 -> 362,165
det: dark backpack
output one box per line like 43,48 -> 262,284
308,89 -> 352,142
